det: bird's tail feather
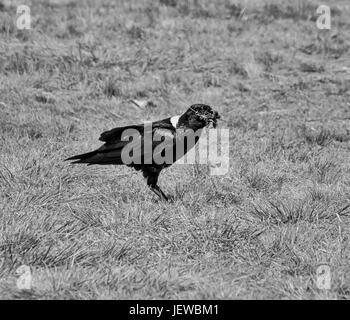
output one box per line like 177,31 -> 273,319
65,150 -> 98,162
65,149 -> 124,165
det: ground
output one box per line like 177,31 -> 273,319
0,0 -> 350,299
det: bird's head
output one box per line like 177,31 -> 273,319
179,104 -> 220,130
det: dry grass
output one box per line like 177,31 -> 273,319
1,0 -> 350,299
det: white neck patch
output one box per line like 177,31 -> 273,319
170,115 -> 181,129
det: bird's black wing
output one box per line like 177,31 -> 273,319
99,124 -> 145,143
66,118 -> 176,165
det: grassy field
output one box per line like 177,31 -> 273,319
1,0 -> 350,299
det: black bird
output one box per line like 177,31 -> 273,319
65,104 -> 220,201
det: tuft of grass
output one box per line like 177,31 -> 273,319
244,169 -> 271,192
256,51 -> 283,72
300,126 -> 350,147
256,2 -> 318,23
126,25 -> 145,40
251,197 -> 349,225
299,61 -> 325,73
159,0 -> 177,8
103,77 -> 122,98
308,157 -> 342,185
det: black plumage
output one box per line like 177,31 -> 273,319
66,104 -> 220,201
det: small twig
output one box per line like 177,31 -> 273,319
129,99 -> 144,109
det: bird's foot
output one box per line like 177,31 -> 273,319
150,185 -> 174,202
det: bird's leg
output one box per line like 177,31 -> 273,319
150,184 -> 169,202
146,173 -> 169,201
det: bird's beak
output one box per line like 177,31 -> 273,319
208,111 -> 220,128
208,119 -> 217,128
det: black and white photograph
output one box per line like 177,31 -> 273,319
0,0 -> 350,303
